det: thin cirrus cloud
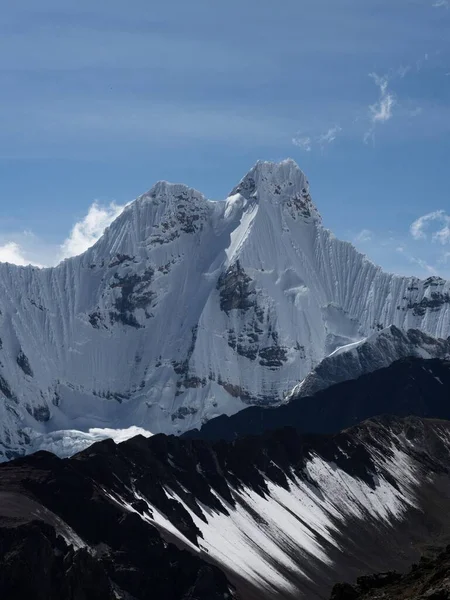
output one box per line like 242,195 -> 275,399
410,210 -> 450,244
292,136 -> 312,152
292,126 -> 341,153
368,74 -> 396,123
364,74 -> 396,143
294,49 -> 440,154
354,229 -> 373,243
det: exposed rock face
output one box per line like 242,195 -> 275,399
217,261 -> 255,313
3,416 -> 450,598
1,160 -> 450,459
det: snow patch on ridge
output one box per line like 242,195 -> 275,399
121,444 -> 418,594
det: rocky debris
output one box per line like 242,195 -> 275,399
258,344 -> 288,368
26,404 -> 51,422
226,312 -> 289,369
229,175 -> 257,200
171,406 -> 198,421
408,292 -> 450,317
109,267 -> 155,326
88,266 -> 156,329
108,253 -> 135,268
217,261 -> 255,314
147,187 -> 209,244
0,375 -> 15,401
330,547 -> 450,599
17,350 -> 33,377
172,326 -> 207,395
285,186 -> 317,220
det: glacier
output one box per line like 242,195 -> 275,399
1,159 -> 450,459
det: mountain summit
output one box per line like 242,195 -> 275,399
0,160 -> 449,459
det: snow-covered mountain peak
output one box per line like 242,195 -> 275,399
1,159 -> 450,460
229,158 -> 321,224
86,179 -> 213,260
142,180 -> 207,205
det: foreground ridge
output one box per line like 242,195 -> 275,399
3,415 -> 450,598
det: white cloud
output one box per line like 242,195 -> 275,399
59,201 -> 126,260
364,73 -> 397,144
292,136 -> 312,151
318,126 -> 342,146
354,229 -> 373,243
293,125 -> 342,153
0,201 -> 128,267
0,241 -> 44,267
410,210 -> 450,244
369,74 -> 396,124
433,0 -> 449,8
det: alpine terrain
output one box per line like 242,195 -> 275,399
1,159 -> 450,459
3,415 -> 450,599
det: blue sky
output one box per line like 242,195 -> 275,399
0,0 -> 449,275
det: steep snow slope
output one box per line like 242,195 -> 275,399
1,159 -> 450,459
3,416 -> 450,599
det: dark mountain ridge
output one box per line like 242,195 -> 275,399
183,356 -> 450,441
3,413 -> 450,598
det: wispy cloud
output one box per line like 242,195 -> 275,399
293,125 -> 341,152
364,73 -> 396,143
354,229 -> 373,243
292,136 -> 312,152
410,210 -> 450,244
369,74 -> 396,123
318,126 -> 342,145
396,246 -> 437,274
433,0 -> 449,8
60,201 -> 126,260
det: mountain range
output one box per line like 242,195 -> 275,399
1,159 -> 450,460
3,160 -> 450,599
